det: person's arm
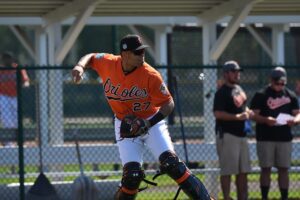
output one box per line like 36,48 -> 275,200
286,92 -> 300,126
214,110 -> 249,121
145,72 -> 174,127
149,99 -> 174,127
16,63 -> 30,87
293,109 -> 300,124
287,109 -> 300,126
212,87 -> 249,121
249,90 -> 276,126
21,69 -> 30,87
251,109 -> 276,126
72,53 -> 95,84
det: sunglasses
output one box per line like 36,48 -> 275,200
274,82 -> 286,86
132,49 -> 145,56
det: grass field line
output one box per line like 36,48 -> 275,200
1,166 -> 300,179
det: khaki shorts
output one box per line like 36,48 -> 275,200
257,141 -> 292,168
216,133 -> 251,175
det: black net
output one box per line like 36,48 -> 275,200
0,66 -> 299,200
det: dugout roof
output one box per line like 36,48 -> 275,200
0,0 -> 300,25
0,0 -> 299,64
0,0 -> 300,17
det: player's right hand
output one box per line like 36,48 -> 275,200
71,65 -> 84,84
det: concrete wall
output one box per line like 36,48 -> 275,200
1,179 -> 119,200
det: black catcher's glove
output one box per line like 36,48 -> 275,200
120,115 -> 151,139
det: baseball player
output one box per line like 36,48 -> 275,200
72,34 -> 212,200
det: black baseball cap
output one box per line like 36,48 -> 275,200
223,60 -> 243,72
270,66 -> 287,82
120,34 -> 149,52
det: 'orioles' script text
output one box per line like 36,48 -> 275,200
103,78 -> 148,101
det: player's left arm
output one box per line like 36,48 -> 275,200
129,73 -> 174,134
148,99 -> 174,126
120,99 -> 174,138
157,98 -> 174,117
147,72 -> 174,127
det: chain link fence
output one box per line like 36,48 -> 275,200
0,66 -> 299,200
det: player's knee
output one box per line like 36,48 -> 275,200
120,162 -> 145,194
158,150 -> 188,181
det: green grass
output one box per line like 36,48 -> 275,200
138,173 -> 300,200
1,164 -> 300,199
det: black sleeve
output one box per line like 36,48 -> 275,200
213,89 -> 226,112
250,92 -> 264,110
289,91 -> 300,110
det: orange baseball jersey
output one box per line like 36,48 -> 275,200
89,53 -> 172,120
0,66 -> 29,97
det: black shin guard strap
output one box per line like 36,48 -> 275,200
158,151 -> 211,200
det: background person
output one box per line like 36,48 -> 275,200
213,60 -> 252,200
293,79 -> 300,137
250,67 -> 300,200
71,34 -> 212,200
295,79 -> 300,105
0,52 -> 30,147
217,78 -> 224,90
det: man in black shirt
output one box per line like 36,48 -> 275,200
213,61 -> 252,200
250,67 -> 300,200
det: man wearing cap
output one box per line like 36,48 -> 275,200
213,60 -> 252,200
250,67 -> 300,200
71,34 -> 212,200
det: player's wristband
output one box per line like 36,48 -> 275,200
149,112 -> 165,127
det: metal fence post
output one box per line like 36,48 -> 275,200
17,67 -> 25,200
